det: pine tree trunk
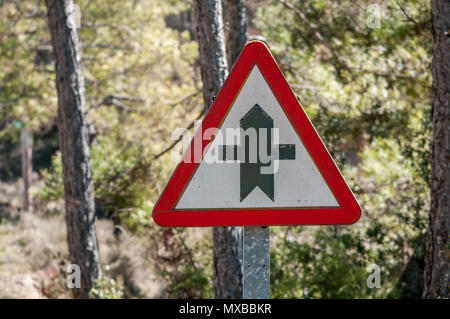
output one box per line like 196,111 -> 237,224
46,0 -> 102,299
21,128 -> 33,213
194,0 -> 229,110
194,0 -> 243,299
223,0 -> 247,68
423,0 -> 450,299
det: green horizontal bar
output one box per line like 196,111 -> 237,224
278,144 -> 295,160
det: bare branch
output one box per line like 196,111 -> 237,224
92,94 -> 144,112
166,91 -> 201,108
153,108 -> 205,160
395,0 -> 419,24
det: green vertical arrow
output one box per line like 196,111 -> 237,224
240,104 -> 274,201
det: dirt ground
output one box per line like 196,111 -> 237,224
0,179 -> 166,298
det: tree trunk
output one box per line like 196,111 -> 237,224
194,0 -> 229,109
194,0 -> 243,299
424,0 -> 450,298
223,0 -> 247,69
21,128 -> 33,213
46,0 -> 102,299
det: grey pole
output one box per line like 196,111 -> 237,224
243,226 -> 270,299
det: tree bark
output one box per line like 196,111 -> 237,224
194,0 -> 243,298
424,0 -> 450,298
21,128 -> 33,213
223,0 -> 247,69
46,0 -> 102,299
194,0 -> 229,109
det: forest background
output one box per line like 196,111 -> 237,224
0,0 -> 437,299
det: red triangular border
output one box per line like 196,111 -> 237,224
153,41 -> 361,227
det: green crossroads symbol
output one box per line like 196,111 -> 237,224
220,104 -> 295,202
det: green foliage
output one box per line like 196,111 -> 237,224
271,227 -> 379,298
38,153 -> 64,202
90,266 -> 124,299
160,264 -> 213,299
0,2 -> 57,141
90,277 -> 124,299
257,0 -> 430,298
38,137 -> 155,231
150,228 -> 213,299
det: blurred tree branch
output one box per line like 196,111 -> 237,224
153,108 -> 205,160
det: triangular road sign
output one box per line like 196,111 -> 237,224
153,41 -> 360,227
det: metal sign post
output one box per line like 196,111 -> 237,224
243,226 -> 270,299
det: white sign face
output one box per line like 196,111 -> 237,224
176,66 -> 338,210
